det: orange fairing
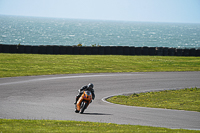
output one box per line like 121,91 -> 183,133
76,91 -> 92,111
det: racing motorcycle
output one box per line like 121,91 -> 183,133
75,90 -> 92,114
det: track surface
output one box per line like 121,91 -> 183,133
0,72 -> 200,130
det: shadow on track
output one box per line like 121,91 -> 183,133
83,113 -> 112,115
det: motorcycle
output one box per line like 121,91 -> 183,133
75,90 -> 92,114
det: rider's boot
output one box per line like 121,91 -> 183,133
75,109 -> 79,113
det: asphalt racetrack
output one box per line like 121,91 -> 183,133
0,72 -> 200,130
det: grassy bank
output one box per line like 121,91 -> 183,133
107,88 -> 200,112
0,53 -> 200,78
0,119 -> 199,133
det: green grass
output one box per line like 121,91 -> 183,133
0,119 -> 199,133
107,88 -> 200,112
0,53 -> 200,78
1,54 -> 200,132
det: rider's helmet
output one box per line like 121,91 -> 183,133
87,83 -> 94,90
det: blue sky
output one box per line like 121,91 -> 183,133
0,0 -> 200,23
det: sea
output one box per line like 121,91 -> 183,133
0,15 -> 200,49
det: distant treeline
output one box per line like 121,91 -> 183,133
0,44 -> 199,56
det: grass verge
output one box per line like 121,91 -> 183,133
0,53 -> 200,78
107,88 -> 200,112
0,119 -> 199,133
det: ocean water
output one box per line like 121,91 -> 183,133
0,15 -> 200,48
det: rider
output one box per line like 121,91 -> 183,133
74,83 -> 95,104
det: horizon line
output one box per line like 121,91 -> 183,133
1,14 -> 200,24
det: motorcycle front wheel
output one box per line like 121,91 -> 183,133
80,102 -> 88,114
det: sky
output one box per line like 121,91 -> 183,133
0,0 -> 200,23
